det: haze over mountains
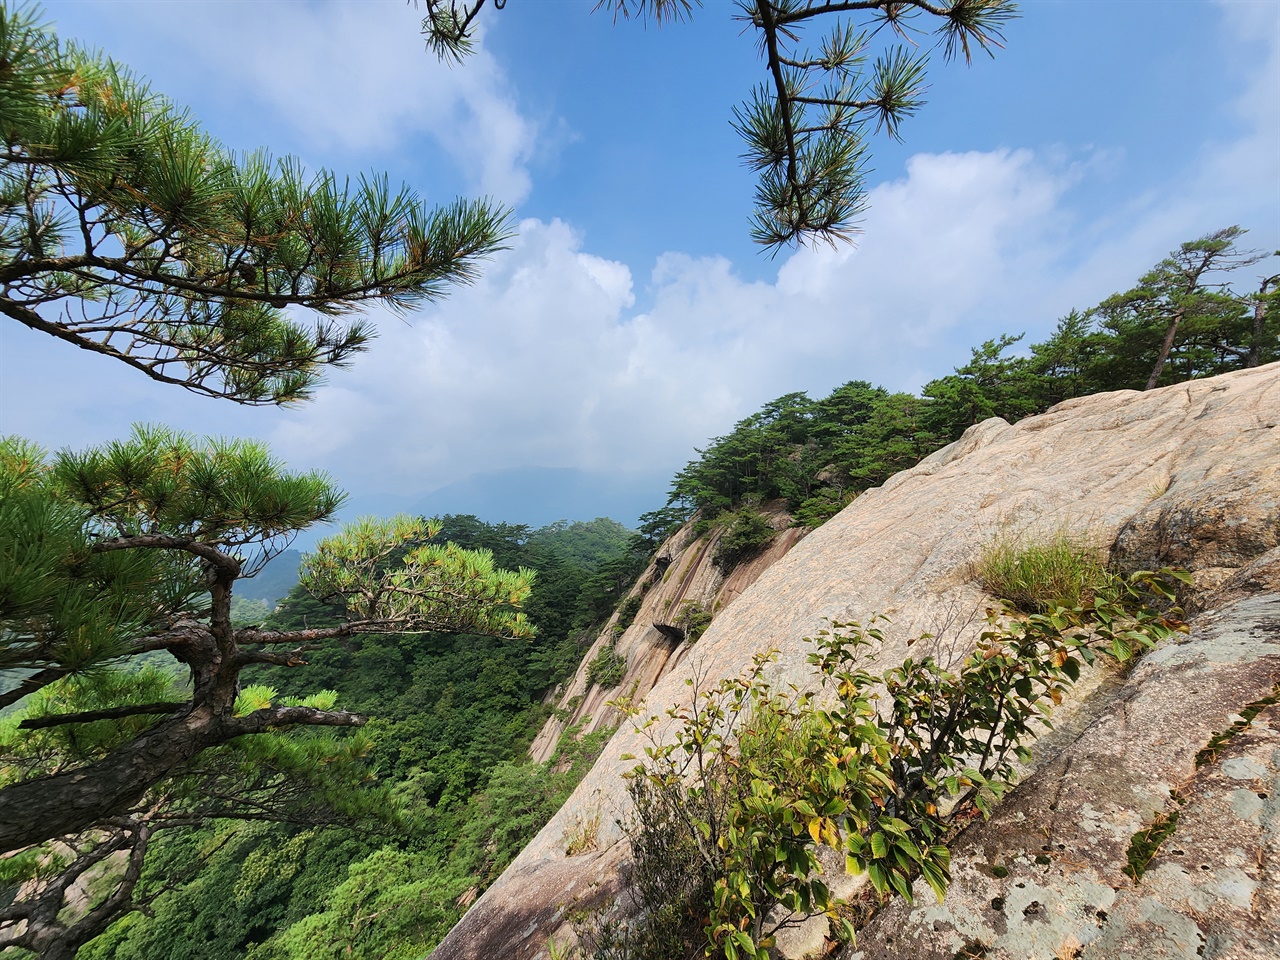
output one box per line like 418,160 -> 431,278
336,466 -> 660,536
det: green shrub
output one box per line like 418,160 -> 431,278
586,645 -> 627,688
976,529 -> 1111,613
616,594 -> 644,631
712,509 -> 776,573
675,601 -> 714,643
792,488 -> 854,529
586,568 -> 1189,960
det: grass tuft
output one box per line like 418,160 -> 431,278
1123,801 -> 1181,883
977,529 -> 1111,614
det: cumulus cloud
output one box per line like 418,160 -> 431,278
50,0 -> 538,204
264,74 -> 1276,503
256,149 -> 1083,496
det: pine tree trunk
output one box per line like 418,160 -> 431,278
1145,308 -> 1185,390
0,712 -> 209,853
1246,289 -> 1270,367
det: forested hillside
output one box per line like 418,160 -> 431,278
74,517 -> 633,960
670,226 -> 1277,530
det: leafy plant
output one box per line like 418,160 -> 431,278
792,488 -> 855,529
599,568 -> 1190,959
976,529 -> 1111,614
13,510 -> 627,960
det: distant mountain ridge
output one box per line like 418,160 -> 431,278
410,466 -> 663,529
235,549 -> 303,606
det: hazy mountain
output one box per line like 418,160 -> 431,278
409,467 -> 663,529
236,549 -> 303,606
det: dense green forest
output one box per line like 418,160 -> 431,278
75,516 -> 633,960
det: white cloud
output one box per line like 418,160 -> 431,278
250,149 -> 1082,497
51,0 -> 538,204
264,54 -> 1277,501
1198,0 -> 1280,220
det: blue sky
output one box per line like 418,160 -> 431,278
1,0 -> 1277,530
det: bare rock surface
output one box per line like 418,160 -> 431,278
430,363 -> 1280,960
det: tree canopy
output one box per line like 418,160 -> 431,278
668,227 -> 1277,526
0,429 -> 537,957
0,3 -> 510,403
67,515 -> 633,960
420,0 -> 1017,252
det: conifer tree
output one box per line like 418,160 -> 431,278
0,5 -> 527,954
1090,227 -> 1271,389
0,3 -> 509,403
0,428 -> 536,958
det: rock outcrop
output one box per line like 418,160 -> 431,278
430,363 -> 1280,960
529,504 -> 806,764
853,578 -> 1280,960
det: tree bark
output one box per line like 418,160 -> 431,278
0,825 -> 152,960
0,668 -> 66,710
0,712 -> 210,853
0,706 -> 364,853
1145,307 -> 1185,390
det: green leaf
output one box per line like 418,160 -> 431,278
889,868 -> 913,901
867,861 -> 889,895
870,831 -> 887,859
920,859 -> 949,902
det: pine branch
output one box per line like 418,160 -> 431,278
0,669 -> 67,711
18,703 -> 189,730
90,534 -> 241,574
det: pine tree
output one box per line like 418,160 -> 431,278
1090,227 -> 1269,390
0,6 -> 526,953
0,4 -> 509,404
0,428 -> 536,957
419,0 -> 1017,251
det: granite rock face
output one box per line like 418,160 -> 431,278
430,363 -> 1280,960
528,504 -> 807,765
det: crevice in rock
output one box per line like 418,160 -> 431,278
1196,680 -> 1280,768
